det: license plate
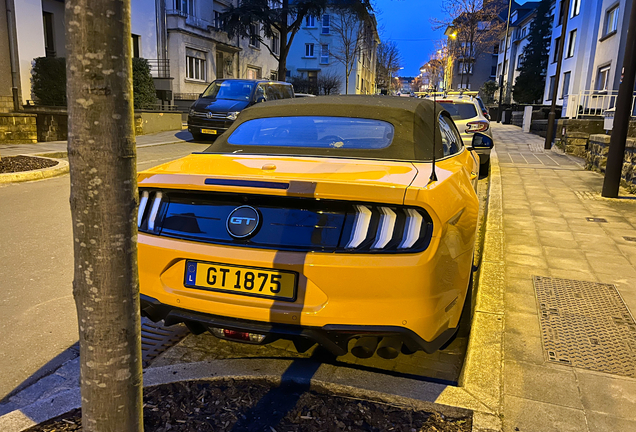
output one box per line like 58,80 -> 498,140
201,129 -> 217,135
184,260 -> 297,301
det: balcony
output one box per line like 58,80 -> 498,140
147,59 -> 171,79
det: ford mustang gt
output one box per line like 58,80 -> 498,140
137,96 -> 490,359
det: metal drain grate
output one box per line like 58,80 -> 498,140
533,276 -> 636,377
141,318 -> 190,367
574,191 -> 597,200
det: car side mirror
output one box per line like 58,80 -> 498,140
471,132 -> 494,149
199,93 -> 203,98
485,113 -> 491,121
256,96 -> 266,103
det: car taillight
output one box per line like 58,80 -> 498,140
466,121 -> 489,133
343,205 -> 432,253
137,190 -> 164,233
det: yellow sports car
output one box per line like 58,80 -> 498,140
138,96 -> 491,359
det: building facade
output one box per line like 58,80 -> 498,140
286,10 -> 379,95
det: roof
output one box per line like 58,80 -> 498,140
204,96 -> 448,162
215,78 -> 292,85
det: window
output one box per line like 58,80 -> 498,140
553,36 -> 561,62
322,14 -> 330,34
438,103 -> 478,120
202,80 -> 255,100
605,5 -> 619,36
246,66 -> 261,80
558,0 -> 565,25
491,65 -> 497,76
570,0 -> 581,18
228,117 -> 395,150
356,74 -> 360,89
43,12 -> 55,57
477,21 -> 491,31
186,48 -> 206,81
516,53 -> 524,69
561,71 -> 571,98
175,0 -> 195,15
566,29 -> 576,58
458,61 -> 473,74
493,44 -> 499,55
320,44 -> 329,64
272,31 -> 280,55
438,114 -> 461,156
249,23 -> 260,48
596,65 -> 611,91
214,11 -> 225,30
305,15 -> 315,27
305,43 -> 315,57
547,75 -> 555,100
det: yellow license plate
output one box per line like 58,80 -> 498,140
184,260 -> 297,301
201,129 -> 217,135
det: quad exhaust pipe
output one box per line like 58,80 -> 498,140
351,337 -> 403,359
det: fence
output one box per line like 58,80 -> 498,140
147,59 -> 170,79
565,90 -> 636,119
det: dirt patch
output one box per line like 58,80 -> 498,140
0,155 -> 58,173
25,379 -> 471,432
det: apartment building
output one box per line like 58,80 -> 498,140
495,1 -> 540,103
286,10 -> 379,95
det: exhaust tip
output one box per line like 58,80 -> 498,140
351,337 -> 379,358
376,337 -> 402,360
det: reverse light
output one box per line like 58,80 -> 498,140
137,190 -> 149,227
346,205 -> 373,249
226,111 -> 240,121
147,191 -> 163,231
399,208 -> 424,249
466,121 -> 489,133
372,207 -> 397,249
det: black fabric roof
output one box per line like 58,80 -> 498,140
203,95 -> 448,162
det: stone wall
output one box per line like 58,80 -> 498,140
0,113 -> 37,144
555,119 -> 605,157
587,134 -> 636,190
0,96 -> 13,113
37,113 -> 68,142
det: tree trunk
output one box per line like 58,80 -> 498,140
65,1 -> 143,431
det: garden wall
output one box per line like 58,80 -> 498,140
587,134 -> 636,190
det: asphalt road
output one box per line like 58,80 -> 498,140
0,142 -> 207,399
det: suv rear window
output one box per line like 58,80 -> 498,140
227,116 -> 394,149
438,102 -> 477,120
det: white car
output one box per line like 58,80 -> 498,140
436,95 -> 493,174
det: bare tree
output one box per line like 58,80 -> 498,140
432,0 -> 505,88
65,0 -> 143,430
328,9 -> 367,94
376,40 -> 401,92
318,69 -> 344,94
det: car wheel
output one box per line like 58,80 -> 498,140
440,274 -> 473,350
479,160 -> 490,177
191,131 -> 205,142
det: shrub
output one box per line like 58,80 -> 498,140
32,57 -> 67,106
132,58 -> 157,110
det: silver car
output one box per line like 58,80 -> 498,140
437,96 -> 493,173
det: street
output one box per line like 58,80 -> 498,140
0,142 -> 207,399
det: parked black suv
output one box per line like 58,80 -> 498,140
188,79 -> 295,140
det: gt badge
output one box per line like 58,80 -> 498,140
226,206 -> 260,238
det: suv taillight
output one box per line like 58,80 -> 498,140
466,121 -> 489,133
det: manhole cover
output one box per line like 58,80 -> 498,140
141,318 -> 190,367
533,276 -> 636,377
586,217 -> 608,223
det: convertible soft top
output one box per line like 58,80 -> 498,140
203,95 -> 449,161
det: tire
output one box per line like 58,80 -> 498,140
191,131 -> 205,142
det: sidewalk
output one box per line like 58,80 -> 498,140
0,129 -> 192,157
491,124 -> 636,432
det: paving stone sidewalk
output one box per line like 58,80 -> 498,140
0,129 -> 192,157
492,123 -> 636,432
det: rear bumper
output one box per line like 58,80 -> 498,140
140,294 -> 458,355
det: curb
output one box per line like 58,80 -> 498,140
31,140 -> 192,159
457,148 -> 504,432
0,157 -> 69,184
0,359 -> 475,432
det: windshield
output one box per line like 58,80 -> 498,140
201,81 -> 255,101
227,116 -> 394,149
438,102 -> 478,120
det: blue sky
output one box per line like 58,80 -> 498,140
374,0 -> 448,77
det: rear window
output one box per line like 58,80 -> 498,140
227,116 -> 394,149
438,102 -> 477,120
